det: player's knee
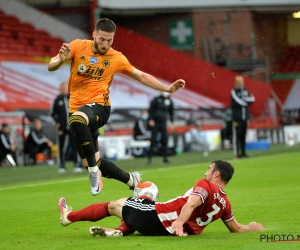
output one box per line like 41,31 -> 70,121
68,115 -> 87,132
77,105 -> 97,129
108,200 -> 118,210
72,111 -> 89,123
108,198 -> 127,216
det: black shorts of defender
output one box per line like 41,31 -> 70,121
122,197 -> 171,236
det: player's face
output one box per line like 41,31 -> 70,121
92,30 -> 114,55
205,163 -> 215,182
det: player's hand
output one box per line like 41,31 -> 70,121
168,79 -> 185,93
59,43 -> 71,62
171,220 -> 184,236
248,222 -> 265,231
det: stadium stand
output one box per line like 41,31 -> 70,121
0,10 -> 64,57
271,45 -> 300,115
276,45 -> 300,73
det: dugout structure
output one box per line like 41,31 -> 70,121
0,111 -> 29,165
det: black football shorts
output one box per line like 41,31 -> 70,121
122,197 -> 171,236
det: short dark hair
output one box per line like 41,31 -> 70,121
1,123 -> 8,129
95,18 -> 116,33
212,160 -> 234,184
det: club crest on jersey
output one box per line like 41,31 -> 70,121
78,64 -> 86,73
90,57 -> 98,64
102,60 -> 110,67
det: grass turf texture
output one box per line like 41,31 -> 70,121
0,144 -> 299,250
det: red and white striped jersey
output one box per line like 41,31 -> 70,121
155,179 -> 234,235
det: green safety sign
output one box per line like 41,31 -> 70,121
169,19 -> 194,50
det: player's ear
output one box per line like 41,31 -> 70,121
92,31 -> 96,39
213,170 -> 220,178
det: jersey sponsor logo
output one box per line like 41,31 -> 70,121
79,56 -> 85,61
102,60 -> 110,67
78,64 -> 86,73
90,57 -> 98,64
77,66 -> 104,80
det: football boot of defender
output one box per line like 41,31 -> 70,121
89,226 -> 123,237
58,197 -> 72,226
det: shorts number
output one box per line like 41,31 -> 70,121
196,204 -> 220,226
86,102 -> 96,107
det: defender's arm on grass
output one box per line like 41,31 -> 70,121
224,218 -> 265,232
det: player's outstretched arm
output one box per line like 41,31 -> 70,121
168,79 -> 186,93
127,69 -> 185,93
224,218 -> 265,233
48,43 -> 71,71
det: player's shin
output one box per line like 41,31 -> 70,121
97,159 -> 130,183
68,202 -> 110,222
68,117 -> 96,167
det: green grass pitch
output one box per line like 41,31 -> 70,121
0,145 -> 299,250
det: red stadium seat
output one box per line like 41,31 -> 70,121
0,15 -> 19,24
0,30 -> 13,37
22,22 -> 35,31
0,12 -> 65,57
0,47 -> 10,54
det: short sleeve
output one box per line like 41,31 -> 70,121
221,202 -> 234,222
117,53 -> 135,74
191,179 -> 210,204
69,39 -> 81,60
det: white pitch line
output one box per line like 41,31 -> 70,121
0,162 -> 206,192
0,177 -> 87,191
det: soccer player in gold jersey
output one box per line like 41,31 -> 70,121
48,18 -> 185,196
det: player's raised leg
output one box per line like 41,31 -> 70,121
96,159 -> 141,190
68,105 -> 141,195
58,197 -> 111,226
68,110 -> 103,196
